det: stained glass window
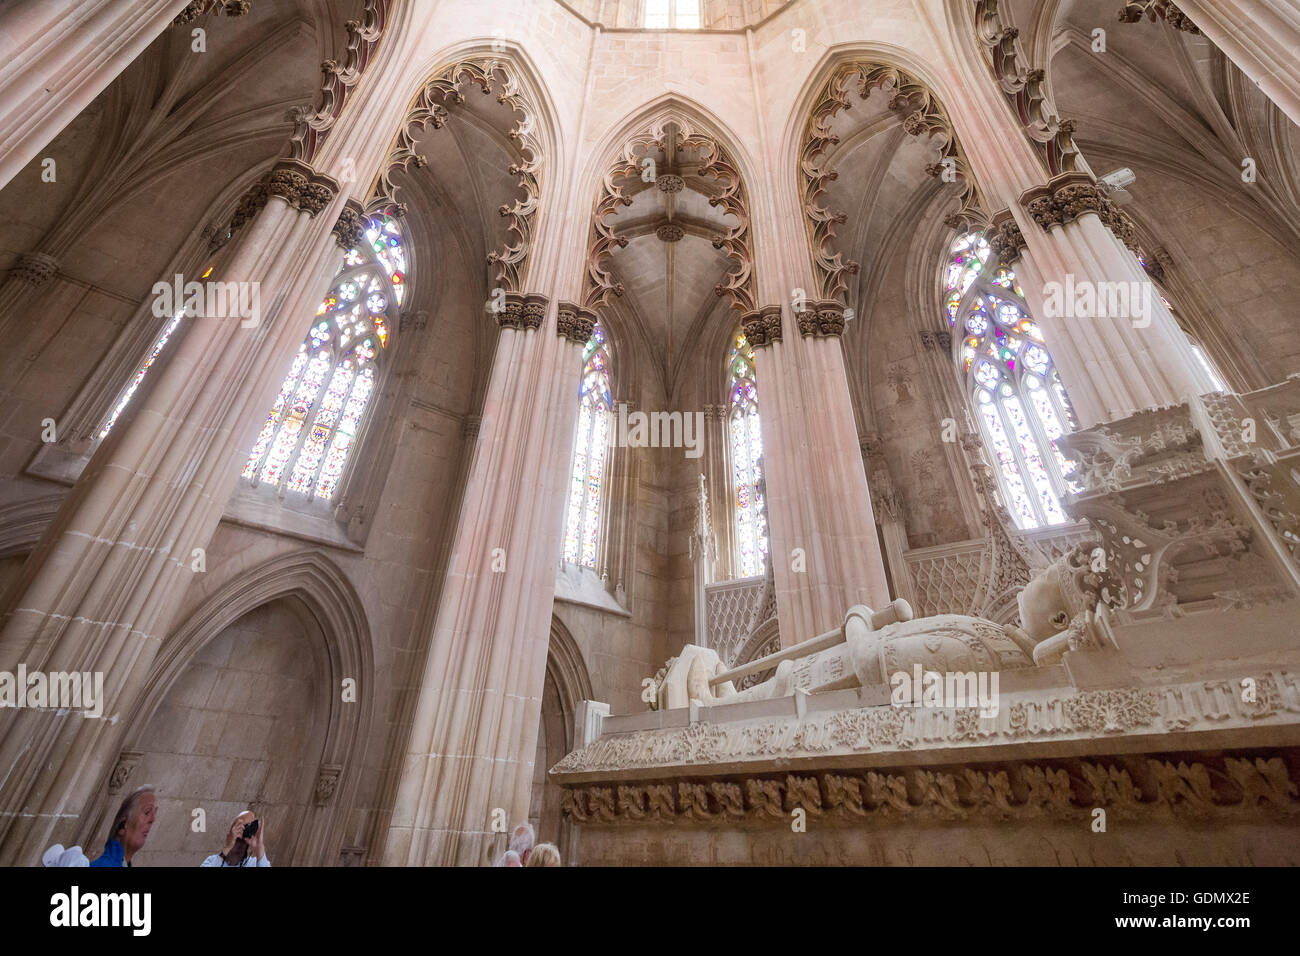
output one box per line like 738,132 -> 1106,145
728,330 -> 767,576
563,325 -> 612,568
99,265 -> 216,438
945,231 -> 1078,530
242,215 -> 405,501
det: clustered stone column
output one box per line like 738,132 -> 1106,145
0,0 -> 192,191
381,295 -> 593,867
0,158 -> 350,863
740,301 -> 891,645
991,174 -> 1214,429
1121,0 -> 1300,128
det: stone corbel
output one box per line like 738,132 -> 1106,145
314,765 -> 342,804
556,301 -> 597,344
107,751 -> 143,795
172,0 -> 251,26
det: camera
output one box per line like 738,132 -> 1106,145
241,819 -> 259,840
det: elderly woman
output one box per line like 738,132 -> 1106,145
201,810 -> 270,867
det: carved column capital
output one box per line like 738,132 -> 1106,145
172,0 -> 251,26
557,301 -> 597,344
989,209 -> 1027,265
11,252 -> 60,286
314,764 -> 342,804
1019,171 -> 1139,252
740,305 -> 783,348
1118,1 -> 1200,34
797,301 -> 847,338
332,199 -> 367,250
266,159 -> 339,217
497,292 -> 549,331
918,329 -> 952,352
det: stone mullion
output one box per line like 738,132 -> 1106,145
0,0 -> 190,192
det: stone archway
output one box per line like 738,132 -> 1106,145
80,550 -> 374,866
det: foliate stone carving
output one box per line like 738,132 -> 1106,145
793,301 -> 846,338
1019,172 -> 1141,251
740,305 -> 783,347
1118,1 -> 1201,34
558,750 -> 1300,827
11,253 -> 60,286
973,2 -> 1082,176
314,765 -> 342,804
800,61 -> 989,303
332,199 -> 367,250
655,222 -> 684,242
374,55 -> 541,294
585,119 -> 755,313
497,292 -> 548,331
550,669 -> 1300,779
107,751 -> 143,795
917,330 -> 952,352
556,301 -> 597,344
288,0 -> 389,162
172,0 -> 250,26
988,210 -> 1027,265
265,159 -> 339,216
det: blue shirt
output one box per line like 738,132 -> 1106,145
89,839 -> 129,867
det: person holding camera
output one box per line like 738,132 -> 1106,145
201,810 -> 270,867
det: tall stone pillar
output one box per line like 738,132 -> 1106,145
0,159 -> 352,863
0,0 -> 192,191
688,473 -> 717,645
1126,0 -> 1300,128
382,298 -> 594,867
990,178 -> 1216,430
742,304 -> 891,647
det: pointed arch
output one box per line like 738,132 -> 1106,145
82,550 -> 374,866
368,41 -> 563,295
785,46 -> 993,307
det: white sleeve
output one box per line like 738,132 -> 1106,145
200,855 -> 224,867
256,855 -> 271,867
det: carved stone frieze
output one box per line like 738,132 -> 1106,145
560,751 -> 1299,826
550,671 -> 1300,776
